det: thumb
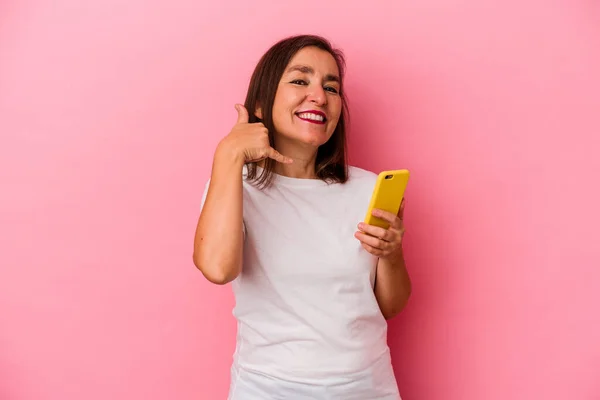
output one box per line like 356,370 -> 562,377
235,104 -> 249,124
398,198 -> 405,219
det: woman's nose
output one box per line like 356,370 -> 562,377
307,85 -> 327,106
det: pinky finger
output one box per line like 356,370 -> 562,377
268,148 -> 294,164
362,243 -> 382,256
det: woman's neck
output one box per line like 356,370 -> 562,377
260,138 -> 319,179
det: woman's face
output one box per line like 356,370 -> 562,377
267,46 -> 342,148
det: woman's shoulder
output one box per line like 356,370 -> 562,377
342,165 -> 379,193
347,165 -> 378,183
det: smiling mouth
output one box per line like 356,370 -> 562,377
296,112 -> 327,124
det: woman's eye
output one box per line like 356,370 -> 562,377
290,79 -> 339,94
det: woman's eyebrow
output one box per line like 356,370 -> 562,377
285,64 -> 340,83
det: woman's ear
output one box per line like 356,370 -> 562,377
254,106 -> 263,120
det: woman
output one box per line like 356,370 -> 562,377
193,34 -> 411,400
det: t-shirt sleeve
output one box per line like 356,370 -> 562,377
200,178 -> 246,239
199,179 -> 210,211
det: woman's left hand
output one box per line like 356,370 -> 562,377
354,199 -> 405,259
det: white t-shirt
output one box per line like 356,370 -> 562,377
201,165 -> 400,399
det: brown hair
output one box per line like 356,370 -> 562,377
243,34 -> 349,188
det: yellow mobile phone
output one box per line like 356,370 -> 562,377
364,169 -> 410,229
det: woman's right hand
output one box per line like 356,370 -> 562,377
217,104 -> 293,165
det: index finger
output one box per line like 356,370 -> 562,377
371,208 -> 397,224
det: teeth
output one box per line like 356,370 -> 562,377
298,113 -> 325,122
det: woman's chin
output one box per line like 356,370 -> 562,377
297,131 -> 333,147
276,129 -> 334,149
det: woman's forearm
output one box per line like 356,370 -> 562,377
374,250 -> 412,319
193,144 -> 245,284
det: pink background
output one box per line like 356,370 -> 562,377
1,1 -> 599,399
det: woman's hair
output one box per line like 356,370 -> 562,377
243,34 -> 349,188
